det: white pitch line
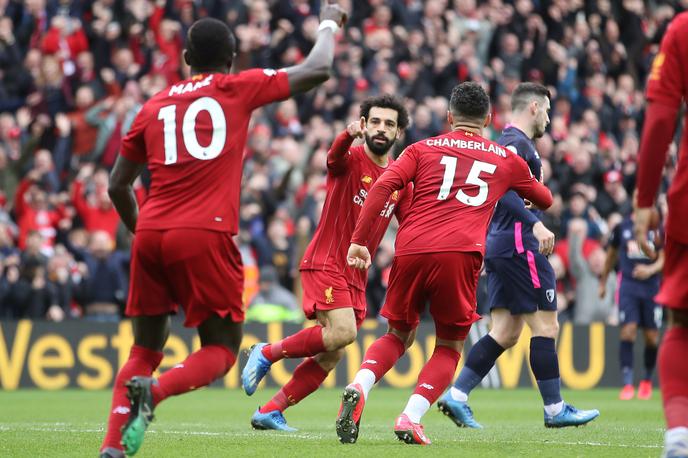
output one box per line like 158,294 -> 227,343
0,424 -> 663,448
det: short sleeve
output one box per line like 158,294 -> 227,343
228,68 -> 291,110
646,19 -> 687,110
120,108 -> 148,164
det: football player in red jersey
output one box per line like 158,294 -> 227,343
99,4 -> 348,457
339,82 -> 553,445
634,12 -> 688,458
241,95 -> 411,432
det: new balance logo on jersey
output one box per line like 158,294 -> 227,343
113,406 -> 130,415
325,287 -> 334,304
419,383 -> 434,390
546,289 -> 555,303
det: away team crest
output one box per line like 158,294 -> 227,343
546,289 -> 555,303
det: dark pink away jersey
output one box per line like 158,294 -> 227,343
120,69 -> 291,234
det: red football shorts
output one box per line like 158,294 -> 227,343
300,270 -> 367,327
382,251 -> 482,340
126,229 -> 244,327
656,236 -> 688,310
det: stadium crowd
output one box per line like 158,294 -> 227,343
0,0 -> 681,324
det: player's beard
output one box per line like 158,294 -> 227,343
532,120 -> 546,139
365,133 -> 395,156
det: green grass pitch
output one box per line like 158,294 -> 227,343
0,388 -> 663,457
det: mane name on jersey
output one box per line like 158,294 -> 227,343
168,75 -> 214,96
425,138 -> 506,157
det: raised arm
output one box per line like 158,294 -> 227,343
567,219 -> 589,279
327,120 -> 363,175
283,2 -> 348,95
598,245 -> 618,298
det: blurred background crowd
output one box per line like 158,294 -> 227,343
0,0 -> 682,324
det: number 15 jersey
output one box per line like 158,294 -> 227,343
120,69 -> 291,234
352,129 -> 552,257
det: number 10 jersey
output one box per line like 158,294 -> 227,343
120,69 -> 291,234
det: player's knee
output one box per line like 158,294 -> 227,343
644,330 -> 660,347
491,329 -> 520,348
388,322 -> 415,349
402,330 -> 416,349
538,321 -> 559,339
330,322 -> 357,348
620,323 -> 638,341
315,348 -> 345,371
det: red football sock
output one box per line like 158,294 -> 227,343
152,345 -> 236,405
261,326 -> 326,363
413,345 -> 461,405
101,345 -> 163,452
259,358 -> 329,413
659,327 -> 688,429
359,333 -> 406,381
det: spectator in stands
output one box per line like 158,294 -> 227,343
71,163 -> 120,239
85,94 -> 140,168
568,219 -> 615,324
69,231 -> 127,321
246,266 -> 301,323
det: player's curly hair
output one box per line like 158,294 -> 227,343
511,82 -> 551,112
185,18 -> 236,70
359,94 -> 410,130
449,82 -> 490,121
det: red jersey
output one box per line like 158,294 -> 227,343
637,12 -> 688,244
120,69 -> 291,234
300,130 -> 411,291
351,129 -> 552,256
71,180 -> 120,239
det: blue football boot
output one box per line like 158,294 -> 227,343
250,408 -> 297,432
242,343 -> 272,396
437,393 -> 483,429
544,403 -> 599,428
